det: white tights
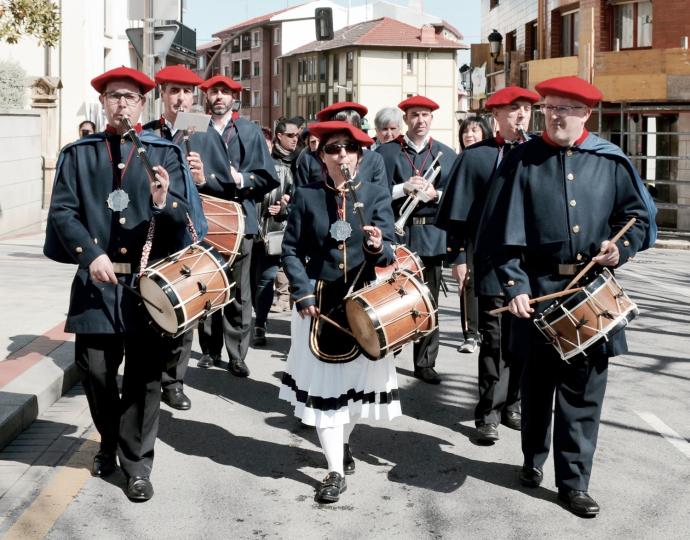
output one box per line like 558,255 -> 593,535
316,420 -> 357,476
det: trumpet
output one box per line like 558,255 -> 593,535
394,151 -> 443,236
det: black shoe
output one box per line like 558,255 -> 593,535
343,444 -> 355,475
519,465 -> 543,487
252,326 -> 267,347
161,387 -> 191,410
558,489 -> 600,517
501,411 -> 522,431
197,354 -> 213,369
211,355 -> 223,367
91,452 -> 117,477
316,471 -> 347,503
228,357 -> 250,377
413,367 -> 441,385
126,476 -> 154,502
475,423 -> 499,444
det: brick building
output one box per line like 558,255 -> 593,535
469,0 -> 690,231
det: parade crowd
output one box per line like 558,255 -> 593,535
44,64 -> 655,517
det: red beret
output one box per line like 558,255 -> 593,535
308,121 -> 374,147
199,75 -> 242,92
398,95 -> 439,112
316,101 -> 368,121
155,65 -> 203,86
535,76 -> 603,107
91,66 -> 155,94
485,86 -> 540,109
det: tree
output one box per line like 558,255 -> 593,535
0,0 -> 60,48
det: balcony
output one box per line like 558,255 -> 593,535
593,48 -> 690,102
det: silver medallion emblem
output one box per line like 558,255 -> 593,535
330,220 -> 352,242
107,189 -> 130,212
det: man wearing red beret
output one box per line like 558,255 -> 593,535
143,64 -> 207,411
437,86 -> 539,443
194,76 -> 279,377
478,76 -> 655,516
377,95 -> 457,384
44,66 -> 205,501
295,101 -> 388,187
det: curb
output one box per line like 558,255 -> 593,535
0,332 -> 79,451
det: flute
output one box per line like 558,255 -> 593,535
340,164 -> 372,241
517,125 -> 530,142
122,117 -> 162,188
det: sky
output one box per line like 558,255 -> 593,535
183,0 -> 482,64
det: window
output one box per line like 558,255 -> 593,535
241,89 -> 250,108
490,0 -> 500,9
285,96 -> 291,116
253,61 -> 260,77
562,9 -> 579,56
332,54 -> 339,82
252,91 -> 260,107
274,27 -> 281,44
232,61 -> 240,79
298,60 -> 303,82
346,51 -> 354,80
613,1 -> 652,49
319,56 -> 327,82
223,65 -> 230,77
252,31 -> 260,48
241,33 -> 251,51
241,59 -> 250,79
273,90 -> 280,106
286,62 -> 292,85
406,52 -> 414,73
525,21 -> 538,60
273,58 -> 280,76
231,38 -> 240,53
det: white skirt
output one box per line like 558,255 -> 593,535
278,307 -> 402,428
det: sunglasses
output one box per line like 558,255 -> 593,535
322,142 -> 359,154
280,132 -> 299,138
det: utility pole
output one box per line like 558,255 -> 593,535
143,0 -> 155,121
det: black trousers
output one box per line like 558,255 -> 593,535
413,257 -> 442,369
198,237 -> 253,364
75,332 -> 165,478
521,328 -> 609,491
474,295 -> 522,426
460,247 -> 479,340
161,330 -> 194,391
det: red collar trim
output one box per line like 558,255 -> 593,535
105,123 -> 143,135
542,129 -> 589,148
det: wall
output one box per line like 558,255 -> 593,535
0,111 -> 42,238
675,113 -> 690,231
652,0 -> 690,50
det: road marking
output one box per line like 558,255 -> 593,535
636,411 -> 690,460
2,436 -> 98,540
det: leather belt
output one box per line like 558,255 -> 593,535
411,216 -> 435,225
112,262 -> 133,274
557,262 -> 585,276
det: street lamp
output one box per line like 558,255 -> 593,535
487,29 -> 504,65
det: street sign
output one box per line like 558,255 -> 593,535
126,25 -> 180,62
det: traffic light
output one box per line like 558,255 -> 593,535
315,7 -> 334,41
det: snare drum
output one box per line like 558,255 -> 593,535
139,242 -> 234,337
345,269 -> 437,359
534,268 -> 638,361
200,194 -> 244,265
375,245 -> 424,281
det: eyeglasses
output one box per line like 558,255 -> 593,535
540,105 -> 586,116
322,142 -> 360,154
280,132 -> 299,138
103,92 -> 143,106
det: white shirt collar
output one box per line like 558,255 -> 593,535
403,133 -> 431,153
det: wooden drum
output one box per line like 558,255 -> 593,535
200,194 -> 244,265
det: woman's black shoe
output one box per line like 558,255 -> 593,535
343,444 -> 355,475
316,471 -> 347,503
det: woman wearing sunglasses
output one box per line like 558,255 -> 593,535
278,121 -> 401,504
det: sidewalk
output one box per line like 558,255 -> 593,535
1,225 -> 688,452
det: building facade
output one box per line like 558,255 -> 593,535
471,0 -> 690,232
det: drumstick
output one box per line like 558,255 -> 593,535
488,287 -> 585,316
318,314 -> 355,338
564,217 -> 637,291
119,281 -> 164,313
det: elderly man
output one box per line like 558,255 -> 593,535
44,66 -> 203,501
480,76 -> 655,517
195,75 -> 279,376
437,86 -> 540,443
376,95 -> 457,384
